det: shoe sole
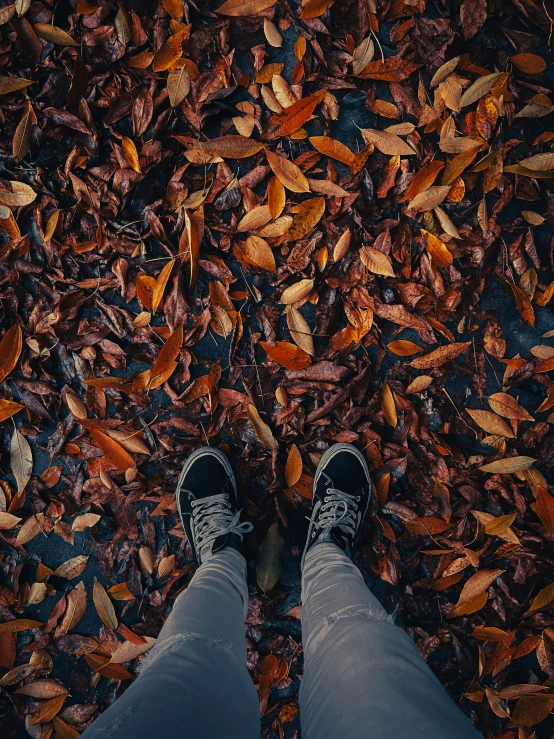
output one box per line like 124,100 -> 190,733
176,447 -> 238,525
302,443 -> 372,568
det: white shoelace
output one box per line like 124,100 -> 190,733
313,488 -> 360,538
190,493 -> 253,553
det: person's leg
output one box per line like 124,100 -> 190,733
83,549 -> 259,739
298,443 -> 481,739
300,542 -> 481,739
83,447 -> 259,739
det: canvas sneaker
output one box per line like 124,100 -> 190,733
301,443 -> 371,568
176,447 -> 253,564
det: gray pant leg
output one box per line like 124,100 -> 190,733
82,549 -> 260,739
300,542 -> 481,739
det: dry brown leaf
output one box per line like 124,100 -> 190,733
256,521 -> 283,591
407,185 -> 451,212
406,375 -> 433,393
246,404 -> 276,449
360,246 -> 395,277
33,23 -> 78,46
285,197 -> 325,241
360,127 -> 415,156
266,149 -> 309,193
240,235 -> 276,271
333,229 -> 351,262
93,577 -> 118,630
280,278 -> 314,304
308,136 -> 355,166
479,456 -> 536,473
410,342 -> 471,369
54,555 -> 89,580
488,392 -> 533,421
466,409 -> 515,438
286,306 -> 314,355
216,0 -> 277,15
268,89 -> 326,138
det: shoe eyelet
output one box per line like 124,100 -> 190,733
356,496 -> 361,501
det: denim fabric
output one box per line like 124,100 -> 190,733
82,544 -> 480,739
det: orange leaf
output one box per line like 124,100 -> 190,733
0,325 -> 22,384
238,235 -> 276,271
488,392 -> 534,421
201,135 -> 264,158
121,136 -> 141,173
151,324 -> 183,381
285,197 -> 326,241
260,341 -> 311,370
456,569 -> 503,605
89,429 -> 134,471
512,694 -> 554,727
0,398 -> 24,423
285,444 -> 302,487
387,340 -> 421,356
265,149 -> 309,193
151,259 -> 175,313
410,342 -> 471,369
381,382 -> 397,427
267,176 -> 285,219
511,53 -> 547,75
358,57 -> 421,82
508,282 -> 535,326
216,0 -> 277,16
466,409 -> 515,438
268,89 -> 327,138
29,693 -> 66,725
527,582 -> 554,613
299,0 -> 334,18
399,160 -> 444,202
308,135 -> 355,166
85,653 -> 134,680
162,0 -> 184,19
360,245 -> 395,277
152,28 -> 189,72
535,488 -> 554,533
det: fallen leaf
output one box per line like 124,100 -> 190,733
246,404 -> 277,449
285,444 -> 302,487
256,522 -> 284,591
93,578 -> 118,630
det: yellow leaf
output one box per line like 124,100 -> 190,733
285,444 -> 302,486
121,136 -> 141,173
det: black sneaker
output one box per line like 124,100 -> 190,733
176,447 -> 253,564
301,443 -> 371,568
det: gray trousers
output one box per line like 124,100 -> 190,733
83,543 -> 481,739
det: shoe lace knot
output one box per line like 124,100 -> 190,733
190,493 -> 253,552
314,488 -> 360,538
